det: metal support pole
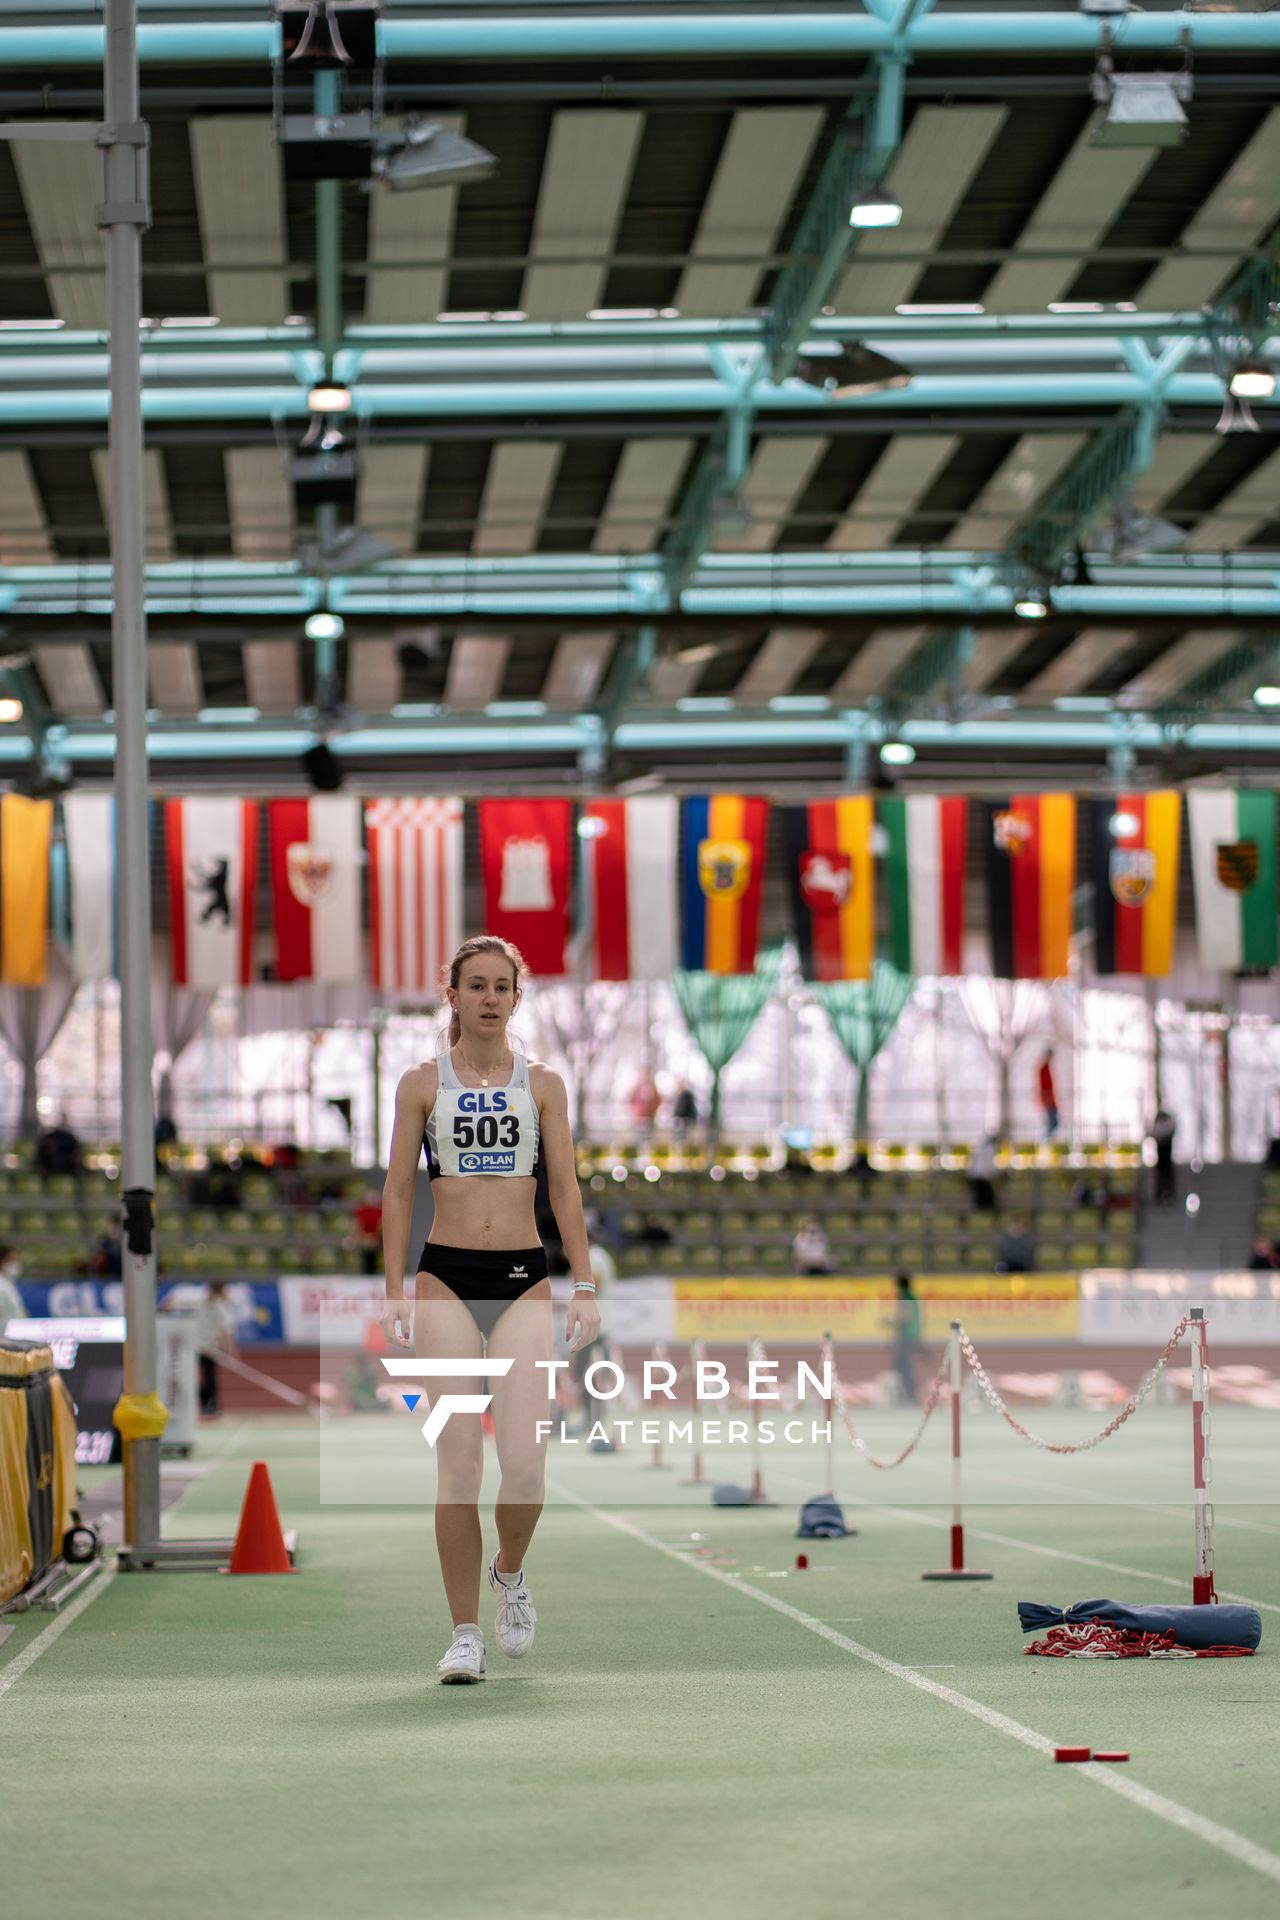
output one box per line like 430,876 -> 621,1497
314,72 -> 343,380
1189,1306 -> 1217,1604
100,0 -> 166,1559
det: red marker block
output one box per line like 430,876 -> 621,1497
795,1553 -> 809,1570
1054,1746 -> 1091,1764
1094,1752 -> 1130,1763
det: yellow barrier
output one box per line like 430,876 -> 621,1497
1,1338 -> 79,1606
672,1275 -> 1079,1344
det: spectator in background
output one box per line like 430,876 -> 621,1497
1248,1237 -> 1280,1272
637,1214 -> 673,1247
90,1228 -> 123,1279
887,1272 -> 922,1406
196,1279 -> 236,1417
968,1134 -> 999,1212
792,1215 -> 834,1276
671,1082 -> 699,1134
996,1215 -> 1035,1274
629,1076 -> 661,1136
1037,1051 -> 1060,1140
1150,1108 -> 1176,1207
351,1187 -> 383,1276
154,1108 -> 179,1155
36,1110 -> 83,1182
0,1247 -> 24,1331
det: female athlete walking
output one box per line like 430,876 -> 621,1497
380,935 -> 600,1683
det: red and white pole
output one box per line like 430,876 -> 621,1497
822,1328 -> 837,1497
922,1321 -> 992,1581
643,1341 -> 670,1469
1189,1306 -> 1217,1605
681,1338 -> 706,1485
749,1335 -> 768,1505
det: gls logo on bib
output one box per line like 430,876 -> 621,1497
456,1090 -> 509,1113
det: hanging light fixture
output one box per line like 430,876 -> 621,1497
794,342 -> 912,397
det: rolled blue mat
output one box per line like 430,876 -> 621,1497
1017,1598 -> 1261,1651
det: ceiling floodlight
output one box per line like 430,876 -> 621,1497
708,491 -> 752,541
1086,508 -> 1187,563
795,342 -> 912,398
880,740 -> 916,767
308,382 -> 352,413
1253,685 -> 1280,709
1091,73 -> 1189,150
1229,360 -> 1277,402
1014,589 -> 1050,620
848,188 -> 902,230
295,523 -> 395,576
305,611 -> 345,641
372,121 -> 498,191
0,698 -> 23,724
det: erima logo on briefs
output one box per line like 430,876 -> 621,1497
458,1151 -> 517,1172
381,1357 -> 515,1445
509,1266 -> 526,1280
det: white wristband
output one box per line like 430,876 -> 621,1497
572,1281 -> 597,1295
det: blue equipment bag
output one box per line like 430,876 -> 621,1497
796,1495 -> 854,1538
1018,1598 -> 1261,1651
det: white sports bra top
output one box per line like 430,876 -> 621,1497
423,1048 -> 541,1180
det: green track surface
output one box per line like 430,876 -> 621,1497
2,1406 -> 1278,1920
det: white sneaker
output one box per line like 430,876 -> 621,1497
488,1557 -> 537,1658
437,1627 -> 486,1684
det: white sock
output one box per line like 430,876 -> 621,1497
452,1621 -> 482,1638
492,1562 -> 524,1588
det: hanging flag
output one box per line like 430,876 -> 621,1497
62,793 -> 117,980
365,797 -> 464,996
580,795 -> 678,981
984,793 -> 1076,979
1188,789 -> 1278,972
1089,791 -> 1181,977
0,792 -> 52,985
165,797 -> 259,988
478,798 -> 573,975
267,797 -> 363,983
680,794 -> 770,974
779,796 -> 874,982
880,795 -> 967,976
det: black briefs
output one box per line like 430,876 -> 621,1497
417,1242 -> 549,1341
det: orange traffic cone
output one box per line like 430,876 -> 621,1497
222,1461 -> 296,1575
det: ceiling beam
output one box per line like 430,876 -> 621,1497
13,10 -> 1280,68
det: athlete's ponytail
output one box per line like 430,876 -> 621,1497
441,934 -> 527,1047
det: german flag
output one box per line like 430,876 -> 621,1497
780,796 -> 874,981
1090,791 -> 1181,977
0,792 -> 53,985
985,794 -> 1076,980
679,794 -> 770,973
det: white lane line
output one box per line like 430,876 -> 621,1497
0,1420 -> 246,1705
761,1458 -> 1280,1616
557,1486 -> 1280,1890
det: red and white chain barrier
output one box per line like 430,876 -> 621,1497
1023,1622 -> 1249,1659
825,1330 -> 948,1472
955,1315 -> 1190,1454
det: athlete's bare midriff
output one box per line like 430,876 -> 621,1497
426,1174 -> 540,1255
